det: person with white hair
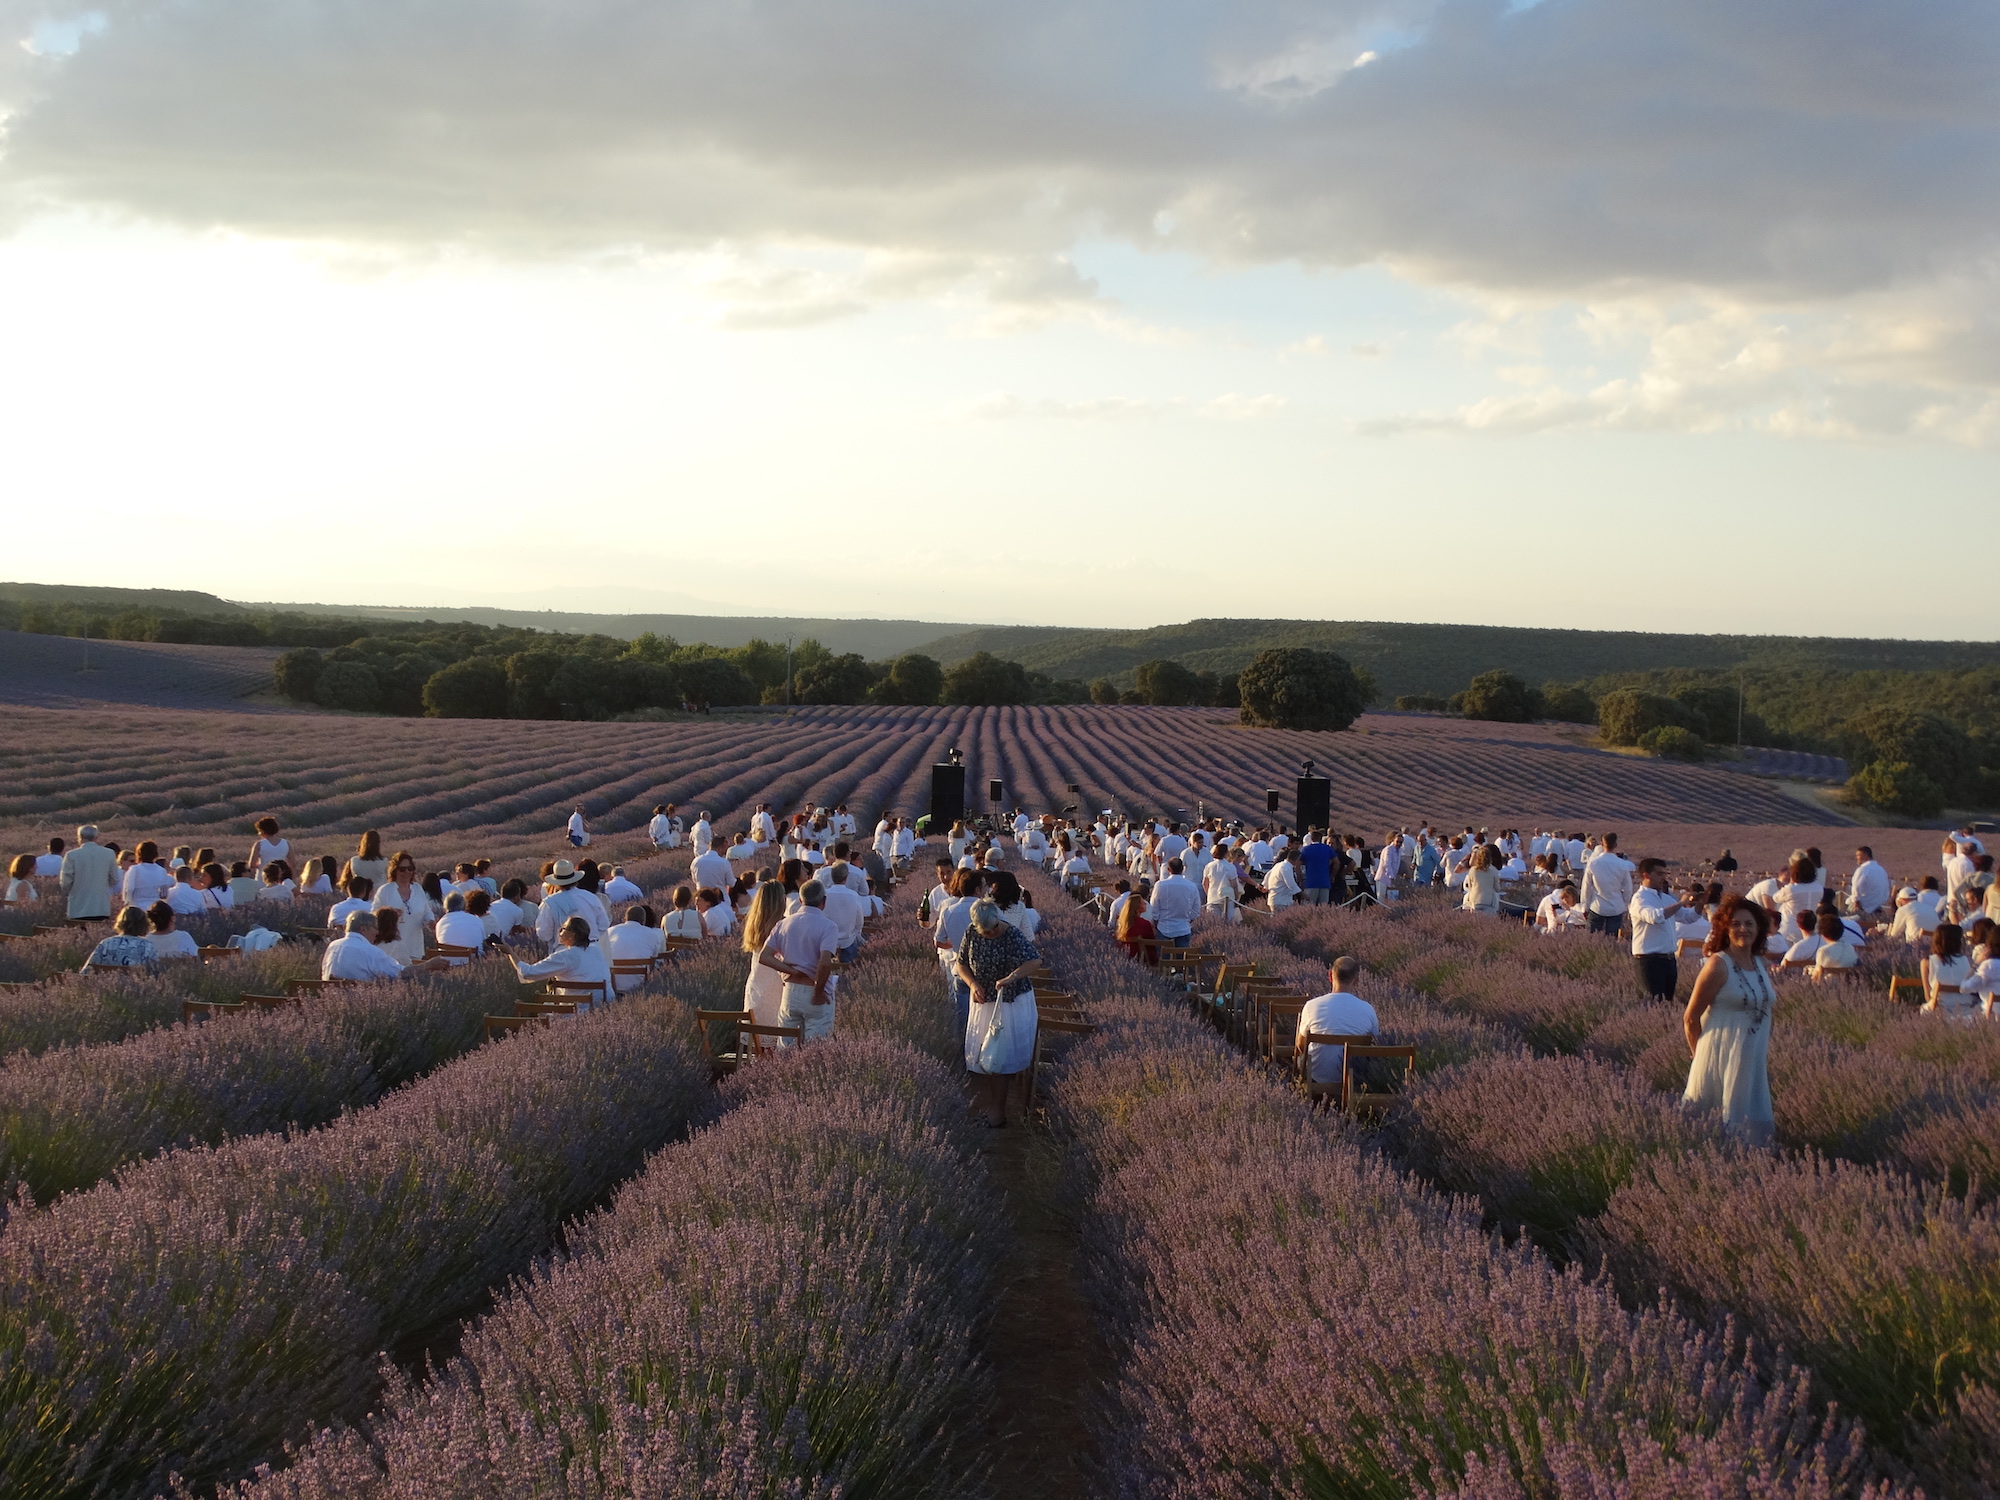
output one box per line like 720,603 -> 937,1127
324,910 -> 450,982
955,897 -> 1041,1127
601,866 -> 643,904
59,825 -> 117,922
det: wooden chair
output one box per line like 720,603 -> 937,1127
516,997 -> 580,1018
544,979 -> 609,1009
697,1007 -> 758,1078
238,991 -> 299,1010
1239,977 -> 1299,1052
1294,1032 -> 1385,1106
1888,975 -> 1926,1006
1343,1045 -> 1418,1116
32,924 -> 63,936
182,997 -> 243,1023
434,943 -> 481,965
287,928 -> 326,945
663,936 -> 704,953
1195,963 -> 1251,1033
196,945 -> 236,963
0,931 -> 34,944
742,1018 -> 803,1057
1026,1014 -> 1098,1115
609,958 -> 654,995
484,1012 -> 550,1042
1778,958 -> 1816,974
1674,938 -> 1706,960
1260,997 -> 1309,1068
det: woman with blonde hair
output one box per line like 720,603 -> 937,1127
739,881 -> 791,1029
1461,843 -> 1503,915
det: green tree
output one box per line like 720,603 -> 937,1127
1458,670 -> 1543,723
1134,658 -> 1204,706
873,653 -> 944,706
1236,648 -> 1368,731
1638,725 -> 1707,761
422,657 -> 510,718
1209,673 -> 1241,708
1539,683 -> 1598,724
941,652 -> 1033,706
795,653 -> 877,705
728,638 -> 789,692
1089,677 -> 1120,705
504,651 -> 567,719
273,648 -> 324,703
1849,760 -> 1946,818
314,660 -> 380,713
1599,689 -> 1702,747
622,631 -> 681,665
676,656 -> 757,707
1395,694 -> 1451,712
1843,709 -> 1977,800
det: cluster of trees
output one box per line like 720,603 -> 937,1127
1234,649 -> 1373,732
1087,659 -> 1240,708
1396,672 -> 1597,726
4,599 -> 378,649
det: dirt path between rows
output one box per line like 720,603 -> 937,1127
969,1104 -> 1112,1500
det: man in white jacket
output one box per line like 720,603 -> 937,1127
1627,860 -> 1685,1002
1579,833 -> 1634,938
1151,859 -> 1204,945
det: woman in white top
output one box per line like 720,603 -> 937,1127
1461,845 -> 1503,915
947,822 -> 971,863
247,817 -> 289,874
144,902 -> 201,959
1443,838 -> 1472,892
662,886 -> 706,940
1773,856 -> 1824,942
4,855 -> 35,904
371,851 -> 434,966
1204,852 -> 1243,920
510,915 -> 611,1003
1683,895 -> 1778,1146
347,830 -> 391,889
298,857 -> 336,897
1923,924 -> 1978,1022
740,882 -> 790,1030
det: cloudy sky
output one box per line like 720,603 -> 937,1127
1,0 -> 1993,637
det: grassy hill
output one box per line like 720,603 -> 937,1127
910,618 -> 2000,698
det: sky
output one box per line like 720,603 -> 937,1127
0,0 -> 1994,639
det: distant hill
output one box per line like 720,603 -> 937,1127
909,618 -> 2000,698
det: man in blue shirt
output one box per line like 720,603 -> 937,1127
1299,829 -> 1337,906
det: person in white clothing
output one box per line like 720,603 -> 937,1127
1922,924 -> 1977,1022
820,866 -> 867,962
604,905 -> 668,991
511,915 -> 612,1004
1889,886 -> 1941,943
566,807 -> 590,848
1373,835 -> 1401,893
1579,834 -> 1634,937
1265,851 -> 1303,911
1150,859 -> 1203,944
600,866 -> 643,905
144,902 -> 201,960
162,866 -> 209,916
433,893 -> 488,964
1537,883 -> 1584,933
324,911 -> 448,981
691,844 -> 734,893
762,884 -> 842,1042
34,838 -> 64,880
1297,957 -> 1381,1090
122,842 -> 176,908
1628,859 -> 1685,1002
536,861 -> 607,943
661,886 -> 706,940
371,853 -> 435,965
326,875 -> 373,931
698,889 -> 736,938
690,814 -> 714,854
1847,846 -> 1892,918
648,805 -> 684,849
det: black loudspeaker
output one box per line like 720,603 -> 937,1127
988,778 -> 1005,804
1265,788 -> 1281,814
1296,776 -> 1331,832
929,764 -> 966,827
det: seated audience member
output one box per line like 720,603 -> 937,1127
328,875 -> 375,932
697,887 -> 736,938
163,865 -> 208,916
493,878 -> 534,940
433,892 -> 488,964
1889,887 -> 1941,943
83,906 -> 163,971
663,886 -> 705,939
1115,890 -> 1157,964
227,863 -> 262,906
1924,924 -> 1977,1022
444,863 -> 484,901
509,914 -> 612,1000
323,911 -> 449,981
1536,882 -> 1584,933
1782,910 -> 1823,964
726,832 -> 759,861
605,903 -> 667,991
145,901 -> 200,960
1297,956 -> 1382,1092
1811,915 -> 1858,979
601,865 -> 643,904
34,838 -> 65,879
257,866 -> 294,902
298,858 -> 336,897
122,842 -> 176,908
6,854 -> 37,904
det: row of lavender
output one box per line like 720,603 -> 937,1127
1149,890 -> 2000,1492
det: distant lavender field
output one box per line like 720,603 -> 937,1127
0,631 -> 285,710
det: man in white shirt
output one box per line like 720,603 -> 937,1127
1945,838 -> 1979,909
566,807 -> 589,847
1150,859 -> 1203,946
751,805 -> 778,845
1297,957 -> 1381,1091
433,894 -> 488,964
34,838 -> 64,879
1564,835 -> 1589,877
1627,859 -> 1685,1002
819,864 -> 868,962
1536,882 -> 1583,933
1105,878 -> 1135,931
123,851 -> 175,909
164,866 -> 209,916
1889,886 -> 1941,943
1265,851 -> 1302,910
690,813 -> 714,854
1244,833 -> 1273,874
327,876 -> 374,932
1782,911 -> 1825,965
647,804 -> 679,849
484,884 -> 527,943
725,833 -> 758,861
761,883 -> 843,1042
923,859 -> 957,924
1157,825 -> 1189,863
536,863 -> 607,942
601,866 -> 643,905
1579,833 -> 1634,937
1012,810 -> 1031,837
1848,846 -> 1891,917
691,844 -> 734,894
1373,834 -> 1402,893
605,908 -> 668,991
324,912 -> 448,981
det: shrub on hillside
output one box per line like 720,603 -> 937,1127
1598,687 -> 1702,747
1849,759 -> 1946,817
1638,725 -> 1707,761
272,648 -> 324,702
1845,708 -> 1978,801
1395,693 -> 1452,712
1456,670 -> 1543,723
422,657 -> 509,718
1134,658 -> 1204,707
313,659 -> 380,712
1539,682 -> 1598,723
1237,648 -> 1368,731
941,651 -> 1032,705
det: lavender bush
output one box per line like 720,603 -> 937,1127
0,996 -> 708,1499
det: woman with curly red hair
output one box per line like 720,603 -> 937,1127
1682,892 -> 1778,1145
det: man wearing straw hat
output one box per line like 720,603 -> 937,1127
536,860 -> 606,942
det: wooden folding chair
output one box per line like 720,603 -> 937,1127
697,1007 -> 757,1079
1343,1045 -> 1418,1117
1261,997 -> 1309,1069
1239,977 -> 1298,1052
238,991 -> 299,1010
1888,975 -> 1925,1006
182,997 -> 243,1023
32,924 -> 63,936
0,931 -> 34,944
544,979 -> 609,1009
1674,938 -> 1706,960
434,943 -> 481,965
743,1019 -> 804,1057
663,936 -> 704,954
1294,1032 -> 1380,1106
196,945 -> 236,963
1027,1014 -> 1098,1115
485,1012 -> 550,1042
609,958 -> 654,995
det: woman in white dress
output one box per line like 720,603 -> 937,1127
947,822 -> 971,864
956,899 -> 1041,1127
1773,855 -> 1825,942
5,854 -> 35,904
739,882 -> 789,1030
371,851 -> 434,965
246,816 -> 289,875
1922,924 -> 1977,1022
1683,894 -> 1778,1146
1461,844 -> 1503,915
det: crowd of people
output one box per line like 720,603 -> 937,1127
15,798 -> 1999,1144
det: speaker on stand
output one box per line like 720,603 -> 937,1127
928,764 -> 966,828
1296,776 -> 1331,834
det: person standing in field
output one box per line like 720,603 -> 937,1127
1628,858 -> 1685,1003
761,881 -> 841,1042
246,816 -> 289,874
1682,893 -> 1777,1146
566,807 -> 590,848
1580,832 -> 1633,937
59,824 -> 117,922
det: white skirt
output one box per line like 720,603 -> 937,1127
966,989 -> 1037,1075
